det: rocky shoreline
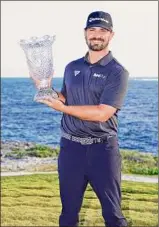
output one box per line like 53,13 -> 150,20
1,140 -> 158,176
1,140 -> 57,172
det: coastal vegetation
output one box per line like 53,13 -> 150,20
3,144 -> 158,175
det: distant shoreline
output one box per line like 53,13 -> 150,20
1,77 -> 158,80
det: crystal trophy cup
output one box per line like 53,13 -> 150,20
19,35 -> 58,101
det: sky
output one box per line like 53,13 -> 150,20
1,1 -> 158,78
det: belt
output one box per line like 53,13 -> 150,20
61,131 -> 112,145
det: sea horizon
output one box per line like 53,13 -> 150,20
1,76 -> 158,80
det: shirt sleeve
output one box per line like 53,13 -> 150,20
100,68 -> 129,110
60,67 -> 67,98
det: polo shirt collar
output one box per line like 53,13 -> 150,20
84,51 -> 113,66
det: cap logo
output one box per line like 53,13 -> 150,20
89,17 -> 109,23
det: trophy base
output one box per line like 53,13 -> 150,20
34,88 -> 59,102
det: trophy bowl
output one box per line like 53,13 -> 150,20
19,35 -> 58,102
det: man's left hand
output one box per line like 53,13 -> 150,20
37,97 -> 65,112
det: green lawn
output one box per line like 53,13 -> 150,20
1,174 -> 158,226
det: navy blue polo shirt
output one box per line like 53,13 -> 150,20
60,51 -> 129,138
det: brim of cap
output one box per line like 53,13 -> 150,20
85,24 -> 112,31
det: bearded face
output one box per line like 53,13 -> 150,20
85,27 -> 114,51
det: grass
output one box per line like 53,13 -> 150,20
4,145 -> 158,175
1,174 -> 158,226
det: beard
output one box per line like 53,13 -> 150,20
86,38 -> 109,51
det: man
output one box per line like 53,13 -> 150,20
36,11 -> 129,227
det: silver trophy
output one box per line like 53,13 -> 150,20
19,35 -> 58,101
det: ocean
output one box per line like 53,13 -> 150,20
1,77 -> 158,155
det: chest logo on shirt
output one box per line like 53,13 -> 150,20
74,70 -> 81,76
93,73 -> 106,79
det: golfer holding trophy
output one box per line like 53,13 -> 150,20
20,11 -> 129,227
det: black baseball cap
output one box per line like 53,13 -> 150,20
85,11 -> 113,31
